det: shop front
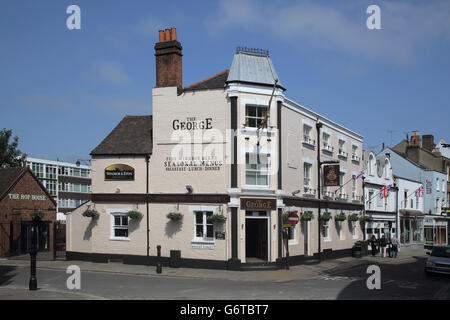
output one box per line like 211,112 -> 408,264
424,216 -> 448,248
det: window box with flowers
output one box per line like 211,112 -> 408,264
348,214 -> 359,222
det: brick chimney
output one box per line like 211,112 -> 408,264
154,27 -> 182,88
422,134 -> 435,151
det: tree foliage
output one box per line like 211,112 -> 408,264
0,128 -> 27,168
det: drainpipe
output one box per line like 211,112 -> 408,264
316,120 -> 322,260
146,154 -> 150,266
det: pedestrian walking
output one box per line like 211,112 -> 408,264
391,235 -> 400,258
370,235 -> 377,256
380,235 -> 387,258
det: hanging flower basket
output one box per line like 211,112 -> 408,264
207,214 -> 227,224
348,214 -> 359,222
301,211 -> 314,221
359,215 -> 371,223
127,210 -> 143,220
82,209 -> 100,219
30,211 -> 45,220
167,212 -> 183,222
320,212 -> 332,221
335,212 -> 347,222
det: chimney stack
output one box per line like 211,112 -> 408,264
422,134 -> 435,151
154,27 -> 182,88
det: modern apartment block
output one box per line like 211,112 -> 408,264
25,157 -> 91,221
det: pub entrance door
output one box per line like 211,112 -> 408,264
245,211 -> 270,262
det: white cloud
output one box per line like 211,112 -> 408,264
207,0 -> 450,65
90,61 -> 131,86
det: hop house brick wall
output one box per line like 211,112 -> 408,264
0,170 -> 57,256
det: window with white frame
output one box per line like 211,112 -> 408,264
323,132 -> 331,150
303,124 -> 313,144
368,155 -> 374,176
368,191 -> 374,209
416,194 -> 419,209
112,213 -> 129,239
245,153 -> 270,187
384,160 -> 389,179
45,165 -> 57,179
322,219 -> 330,241
436,178 -> 440,191
303,162 -> 312,192
352,178 -> 357,200
352,222 -> 358,239
442,179 -> 445,193
352,145 -> 359,161
245,105 -> 268,128
32,163 -> 44,178
338,139 -> 346,156
194,211 -> 214,241
288,225 -> 297,243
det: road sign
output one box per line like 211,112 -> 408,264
288,212 -> 299,225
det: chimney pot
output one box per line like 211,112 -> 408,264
165,29 -> 171,41
171,28 -> 177,41
159,30 -> 164,42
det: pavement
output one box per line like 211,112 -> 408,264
0,244 -> 428,283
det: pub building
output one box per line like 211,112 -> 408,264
66,28 -> 364,270
0,167 -> 57,256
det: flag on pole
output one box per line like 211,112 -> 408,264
380,184 -> 391,198
355,171 -> 364,179
415,186 -> 424,198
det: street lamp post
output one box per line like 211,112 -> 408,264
29,215 -> 40,290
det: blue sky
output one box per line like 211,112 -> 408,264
1,0 -> 450,163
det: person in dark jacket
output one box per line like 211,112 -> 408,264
370,235 -> 377,256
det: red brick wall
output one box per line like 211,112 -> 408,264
0,171 -> 56,256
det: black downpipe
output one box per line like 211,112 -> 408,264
316,121 -> 322,260
146,154 -> 150,266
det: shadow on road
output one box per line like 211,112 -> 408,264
0,265 -> 19,286
321,256 -> 450,300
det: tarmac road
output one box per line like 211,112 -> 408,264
0,245 -> 449,300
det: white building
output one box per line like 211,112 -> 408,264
362,150 -> 397,240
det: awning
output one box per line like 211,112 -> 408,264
399,209 -> 424,217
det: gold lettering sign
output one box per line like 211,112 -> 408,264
240,198 -> 277,210
105,164 -> 135,181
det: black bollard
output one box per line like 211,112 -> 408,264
29,219 -> 39,290
156,245 -> 162,274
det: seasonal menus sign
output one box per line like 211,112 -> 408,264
164,156 -> 223,172
104,164 -> 135,180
